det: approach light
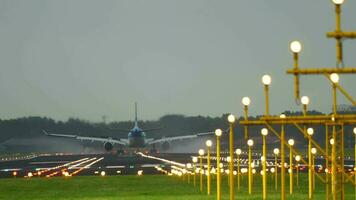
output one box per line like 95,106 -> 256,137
228,114 -> 236,123
215,129 -> 222,137
235,149 -> 242,155
330,73 -> 339,83
307,127 -> 314,136
280,114 -> 286,119
247,139 -> 254,147
311,148 -> 317,155
353,127 -> 356,134
186,163 -> 192,168
199,149 -> 205,156
332,0 -> 344,5
273,148 -> 280,155
288,139 -> 295,146
262,75 -> 272,85
206,140 -> 212,147
295,155 -> 301,162
100,171 -> 106,176
261,128 -> 268,136
192,157 -> 198,163
242,97 -> 251,106
330,138 -> 335,145
290,40 -> 302,53
301,96 -> 310,105
227,156 -> 231,162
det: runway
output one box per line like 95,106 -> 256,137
0,153 -> 181,178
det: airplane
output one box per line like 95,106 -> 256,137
43,103 -> 216,153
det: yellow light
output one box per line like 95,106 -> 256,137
198,149 -> 205,156
307,127 -> 314,136
137,170 -> 143,176
252,169 -> 256,174
100,171 -> 106,176
280,114 -> 286,119
235,148 -> 242,155
186,163 -> 192,168
27,172 -> 33,177
353,127 -> 356,134
242,97 -> 251,106
247,139 -> 254,146
206,140 -> 212,147
270,167 -> 275,173
226,156 -> 231,162
215,129 -> 222,137
219,163 -> 224,168
262,75 -> 272,85
192,156 -> 198,163
332,0 -> 344,5
273,148 -> 280,155
295,155 -> 301,162
311,148 -> 317,155
301,96 -> 310,105
330,138 -> 335,145
260,156 -> 265,162
288,139 -> 295,146
290,40 -> 302,53
228,114 -> 236,123
330,73 -> 339,83
261,128 -> 268,136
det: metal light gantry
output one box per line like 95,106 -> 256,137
240,1 -> 355,200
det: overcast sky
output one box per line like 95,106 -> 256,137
0,0 -> 355,122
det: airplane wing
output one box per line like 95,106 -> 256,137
42,130 -> 128,145
146,131 -> 216,145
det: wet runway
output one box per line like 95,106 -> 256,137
0,153 -> 187,178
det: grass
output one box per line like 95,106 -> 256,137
0,174 -> 354,199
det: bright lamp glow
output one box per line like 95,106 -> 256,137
290,40 -> 302,53
288,139 -> 295,146
311,148 -> 317,155
192,157 -> 198,163
301,96 -> 310,105
261,128 -> 268,136
262,75 -> 272,85
206,140 -> 212,147
227,156 -> 231,162
215,129 -> 222,137
235,148 -> 242,155
228,114 -> 236,123
198,149 -> 205,156
295,155 -> 301,162
247,139 -> 254,146
330,73 -> 339,83
274,148 -> 280,155
332,0 -> 344,5
242,97 -> 251,106
330,138 -> 335,145
260,156 -> 265,162
186,163 -> 192,168
307,127 -> 314,136
353,127 -> 356,134
280,114 -> 286,119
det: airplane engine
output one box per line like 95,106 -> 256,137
104,142 -> 114,151
161,141 -> 170,151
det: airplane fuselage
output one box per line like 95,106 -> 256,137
128,126 -> 146,148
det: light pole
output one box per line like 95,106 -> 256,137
262,75 -> 272,116
354,127 -> 356,199
198,149 -> 205,193
274,148 -> 280,191
227,114 -> 236,200
311,148 -> 317,192
186,163 -> 192,184
307,127 -> 314,199
261,128 -> 268,200
248,139 -> 254,195
290,40 -> 302,101
330,73 -> 339,199
288,139 -> 295,195
235,148 -> 242,192
242,97 -> 251,139
206,140 -> 212,195
295,155 -> 301,189
332,0 -> 345,66
215,129 -> 222,200
280,114 -> 286,200
192,157 -> 198,188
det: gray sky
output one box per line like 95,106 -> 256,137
0,0 -> 355,122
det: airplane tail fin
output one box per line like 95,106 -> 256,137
134,102 -> 138,127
